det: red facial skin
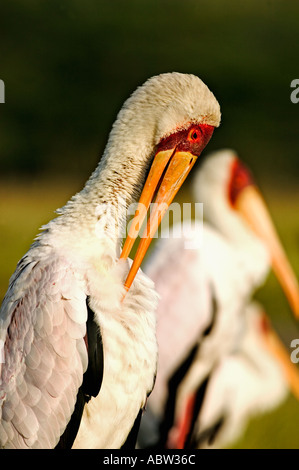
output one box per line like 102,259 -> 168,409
156,124 -> 215,157
228,158 -> 254,207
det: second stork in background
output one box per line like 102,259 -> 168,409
138,149 -> 299,449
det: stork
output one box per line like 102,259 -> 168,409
138,149 -> 299,449
0,73 -> 220,448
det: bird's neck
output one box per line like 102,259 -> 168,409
51,166 -> 142,259
47,128 -> 154,263
206,199 -> 270,287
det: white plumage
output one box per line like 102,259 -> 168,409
0,72 -> 220,448
0,188 -> 158,450
143,151 -> 268,416
139,149 -> 299,448
143,223 -> 267,419
190,301 -> 297,449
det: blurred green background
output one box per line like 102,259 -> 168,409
0,0 -> 299,448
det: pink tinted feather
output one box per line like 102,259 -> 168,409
0,254 -> 88,448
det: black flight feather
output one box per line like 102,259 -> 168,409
121,409 -> 143,449
55,296 -> 104,449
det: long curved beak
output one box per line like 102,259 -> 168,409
120,148 -> 198,293
235,185 -> 299,319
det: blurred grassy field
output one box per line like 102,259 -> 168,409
0,176 -> 298,448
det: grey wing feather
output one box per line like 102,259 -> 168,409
0,253 -> 88,448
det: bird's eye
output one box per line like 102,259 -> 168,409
188,127 -> 202,142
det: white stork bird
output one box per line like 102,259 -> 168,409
138,149 -> 299,449
0,72 -> 221,449
182,301 -> 299,449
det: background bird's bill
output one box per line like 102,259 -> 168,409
235,185 -> 299,319
120,148 -> 200,293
